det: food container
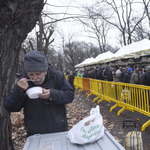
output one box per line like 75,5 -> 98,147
26,87 -> 42,99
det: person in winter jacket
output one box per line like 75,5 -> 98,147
115,69 -> 121,82
87,69 -> 94,79
104,66 -> 113,81
83,69 -> 88,78
77,71 -> 82,77
3,50 -> 74,136
143,66 -> 150,86
68,71 -> 75,90
93,66 -> 99,79
97,67 -> 105,80
120,67 -> 127,82
124,67 -> 133,83
130,68 -> 142,84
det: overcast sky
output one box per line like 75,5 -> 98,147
29,0 -> 145,52
44,0 -> 99,50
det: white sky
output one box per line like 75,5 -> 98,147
29,0 -> 146,52
44,0 -> 99,50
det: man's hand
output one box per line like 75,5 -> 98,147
39,89 -> 50,99
17,78 -> 29,91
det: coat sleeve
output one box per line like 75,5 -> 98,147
3,84 -> 26,112
49,72 -> 74,105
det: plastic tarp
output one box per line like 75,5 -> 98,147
75,39 -> 150,68
96,51 -> 115,63
112,39 -> 150,60
87,51 -> 115,65
75,57 -> 95,68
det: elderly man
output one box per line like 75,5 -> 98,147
3,50 -> 74,136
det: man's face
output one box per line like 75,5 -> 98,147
27,71 -> 47,85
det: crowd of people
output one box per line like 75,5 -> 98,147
72,65 -> 150,86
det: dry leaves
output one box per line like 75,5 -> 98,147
11,90 -> 148,150
11,92 -> 91,150
11,110 -> 27,150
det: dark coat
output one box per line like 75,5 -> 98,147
144,72 -> 150,86
124,72 -> 131,83
104,70 -> 113,81
93,69 -> 99,79
83,70 -> 88,78
120,69 -> 127,82
3,65 -> 74,136
88,71 -> 95,79
97,70 -> 104,80
130,70 -> 140,84
68,74 -> 75,90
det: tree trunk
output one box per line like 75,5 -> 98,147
0,0 -> 44,149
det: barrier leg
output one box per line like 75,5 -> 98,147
97,98 -> 111,103
97,98 -> 104,103
93,96 -> 100,102
141,120 -> 150,131
117,107 -> 126,116
75,86 -> 78,90
117,106 -> 134,116
110,104 -> 118,112
80,89 -> 84,93
79,88 -> 83,92
87,93 -> 92,97
85,91 -> 90,96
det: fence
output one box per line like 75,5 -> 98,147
67,76 -> 150,131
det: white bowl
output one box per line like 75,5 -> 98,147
26,87 -> 42,99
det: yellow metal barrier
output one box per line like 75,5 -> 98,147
65,75 -> 68,80
102,81 -> 150,131
74,76 -> 150,131
74,77 -> 83,92
87,79 -> 101,102
74,76 -> 78,88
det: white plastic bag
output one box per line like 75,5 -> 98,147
68,105 -> 104,145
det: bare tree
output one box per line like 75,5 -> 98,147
64,40 -> 100,71
36,13 -> 54,55
95,0 -> 146,45
79,5 -> 110,53
132,22 -> 150,41
0,1 -> 44,149
142,0 -> 150,27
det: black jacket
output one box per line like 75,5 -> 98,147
97,70 -> 104,80
144,72 -> 150,86
68,74 -> 74,84
3,65 -> 74,136
104,70 -> 113,81
68,74 -> 75,90
124,72 -> 131,83
120,69 -> 127,82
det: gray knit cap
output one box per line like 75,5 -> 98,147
24,50 -> 48,71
